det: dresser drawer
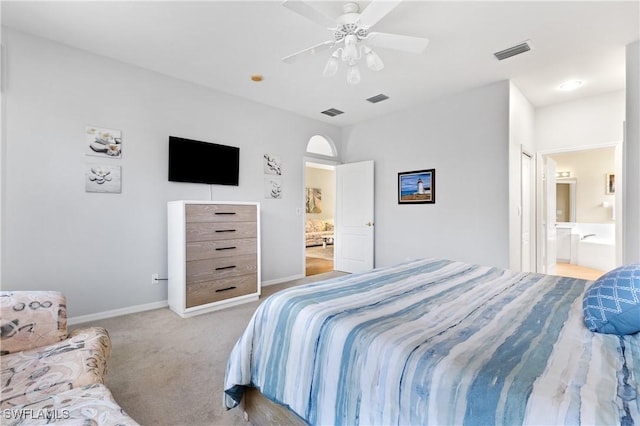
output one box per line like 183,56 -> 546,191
186,254 -> 257,284
186,274 -> 257,308
186,238 -> 257,262
169,200 -> 260,317
186,204 -> 256,223
186,221 -> 257,242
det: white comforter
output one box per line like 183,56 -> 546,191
225,259 -> 640,425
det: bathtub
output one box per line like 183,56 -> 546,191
577,236 -> 615,272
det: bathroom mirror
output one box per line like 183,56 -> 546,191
556,179 -> 576,223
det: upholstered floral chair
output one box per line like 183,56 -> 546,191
1,291 -> 138,425
305,219 -> 335,247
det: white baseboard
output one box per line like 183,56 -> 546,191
69,274 -> 307,324
262,274 -> 305,287
68,300 -> 169,325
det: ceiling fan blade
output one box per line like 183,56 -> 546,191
366,32 -> 429,54
358,0 -> 402,28
282,40 -> 335,63
282,0 -> 338,29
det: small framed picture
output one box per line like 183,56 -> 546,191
264,153 -> 282,175
85,164 -> 122,193
86,126 -> 122,158
264,177 -> 282,199
306,187 -> 322,213
606,173 -> 615,194
398,169 -> 435,204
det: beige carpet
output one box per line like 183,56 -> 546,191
75,271 -> 346,426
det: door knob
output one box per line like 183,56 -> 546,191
365,222 -> 374,227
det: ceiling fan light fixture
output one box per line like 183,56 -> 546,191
282,0 -> 429,86
365,47 -> 384,71
346,64 -> 361,85
342,34 -> 359,62
323,51 -> 340,77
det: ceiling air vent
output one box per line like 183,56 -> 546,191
321,108 -> 344,117
366,94 -> 389,104
494,41 -> 531,61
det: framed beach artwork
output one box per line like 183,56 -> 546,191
398,169 -> 435,204
85,126 -> 122,158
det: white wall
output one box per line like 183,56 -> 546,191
1,29 -> 341,316
1,43 -> 5,286
509,83 -> 536,152
341,81 -> 511,269
625,41 -> 640,263
508,83 -> 536,270
536,88 -> 635,266
536,91 -> 625,152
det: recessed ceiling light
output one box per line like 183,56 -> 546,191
251,74 -> 263,82
558,80 -> 583,91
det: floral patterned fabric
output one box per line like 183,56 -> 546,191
0,291 -> 112,411
305,219 -> 334,247
1,327 -> 111,408
1,384 -> 140,425
0,291 -> 68,355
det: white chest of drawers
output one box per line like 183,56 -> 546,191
168,201 -> 261,317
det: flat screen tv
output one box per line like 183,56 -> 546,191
168,136 -> 240,186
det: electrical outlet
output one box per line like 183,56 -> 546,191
151,273 -> 159,284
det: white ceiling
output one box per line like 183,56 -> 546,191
2,1 -> 639,127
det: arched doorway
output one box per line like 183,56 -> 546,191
304,135 -> 338,276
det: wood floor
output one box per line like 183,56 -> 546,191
555,263 -> 605,281
305,257 -> 333,276
305,248 -> 605,280
305,245 -> 334,276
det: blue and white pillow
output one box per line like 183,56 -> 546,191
583,264 -> 640,335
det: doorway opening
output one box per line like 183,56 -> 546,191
304,133 -> 338,277
305,162 -> 336,276
538,145 -> 621,281
302,136 -> 374,275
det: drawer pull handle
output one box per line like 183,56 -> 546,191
216,265 -> 236,271
216,246 -> 236,251
215,229 -> 236,233
215,286 -> 237,293
215,212 -> 237,215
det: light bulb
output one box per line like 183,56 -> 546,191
346,64 -> 361,85
342,34 -> 359,62
365,48 -> 384,71
323,52 -> 340,77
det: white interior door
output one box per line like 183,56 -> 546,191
545,157 -> 557,275
335,160 -> 374,273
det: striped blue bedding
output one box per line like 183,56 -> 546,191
224,259 -> 640,425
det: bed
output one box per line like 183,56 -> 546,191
224,258 -> 640,425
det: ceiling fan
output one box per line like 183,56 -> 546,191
281,0 -> 429,85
